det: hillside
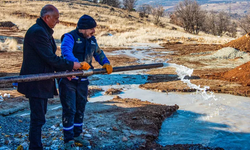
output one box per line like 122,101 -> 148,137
137,0 -> 249,15
0,0 -> 233,47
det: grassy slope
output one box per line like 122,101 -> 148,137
0,0 -> 233,47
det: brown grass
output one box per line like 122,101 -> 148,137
0,0 -> 234,47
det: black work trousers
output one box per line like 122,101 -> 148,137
59,78 -> 88,143
28,97 -> 48,150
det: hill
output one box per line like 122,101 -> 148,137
137,0 -> 249,16
0,0 -> 233,47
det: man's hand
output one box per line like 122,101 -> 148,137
73,62 -> 81,70
67,76 -> 76,81
79,62 -> 91,70
103,63 -> 113,74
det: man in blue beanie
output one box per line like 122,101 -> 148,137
59,14 -> 113,149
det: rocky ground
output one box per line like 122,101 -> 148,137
0,95 -> 179,150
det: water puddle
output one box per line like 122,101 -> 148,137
157,93 -> 250,150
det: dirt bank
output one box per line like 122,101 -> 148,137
221,33 -> 250,52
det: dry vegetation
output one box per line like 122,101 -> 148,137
0,0 -> 234,47
0,38 -> 18,52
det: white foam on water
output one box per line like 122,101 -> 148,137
166,63 -> 217,101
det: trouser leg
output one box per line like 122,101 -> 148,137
29,97 -> 48,150
74,80 -> 89,137
59,78 -> 77,143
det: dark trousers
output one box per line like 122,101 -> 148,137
59,78 -> 88,143
29,97 -> 48,150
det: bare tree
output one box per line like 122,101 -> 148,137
123,0 -> 137,11
137,4 -> 151,17
202,11 -> 216,35
216,11 -> 230,36
174,0 -> 206,34
170,13 -> 182,26
238,14 -> 250,34
151,4 -> 165,25
228,21 -> 237,38
202,11 -> 235,37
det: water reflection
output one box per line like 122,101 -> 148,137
157,110 -> 250,149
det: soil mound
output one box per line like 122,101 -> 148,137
221,61 -> 250,86
203,47 -> 249,60
222,33 -> 250,52
203,61 -> 250,86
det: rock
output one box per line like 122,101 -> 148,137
3,93 -> 10,98
84,134 -> 92,138
122,136 -> 128,142
112,126 -> 118,131
4,139 -> 9,145
132,117 -> 137,120
51,125 -> 56,129
14,133 -> 22,138
114,95 -> 120,99
105,88 -> 123,95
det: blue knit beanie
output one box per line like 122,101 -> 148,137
77,15 -> 97,29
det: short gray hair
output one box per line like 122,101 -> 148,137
40,4 -> 57,18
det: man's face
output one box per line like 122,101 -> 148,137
45,10 -> 59,29
79,28 -> 95,39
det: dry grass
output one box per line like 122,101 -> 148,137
0,0 -> 234,47
0,38 -> 18,51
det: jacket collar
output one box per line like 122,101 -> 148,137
75,29 -> 94,41
76,29 -> 85,38
36,17 -> 54,35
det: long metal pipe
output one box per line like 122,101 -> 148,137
0,63 -> 165,84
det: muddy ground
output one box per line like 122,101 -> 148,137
1,30 -> 249,149
143,43 -> 250,97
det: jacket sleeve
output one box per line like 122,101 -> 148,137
61,34 -> 79,62
30,28 -> 74,71
93,41 -> 110,66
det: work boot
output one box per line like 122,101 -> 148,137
64,140 -> 77,150
74,135 -> 90,147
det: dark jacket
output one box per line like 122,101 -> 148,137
18,18 -> 74,98
61,29 -> 110,69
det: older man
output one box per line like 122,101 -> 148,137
18,4 -> 81,150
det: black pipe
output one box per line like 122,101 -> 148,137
0,63 -> 164,84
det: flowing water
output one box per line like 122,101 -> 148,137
89,72 -> 250,149
104,44 -> 250,149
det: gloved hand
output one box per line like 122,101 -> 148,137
103,63 -> 113,74
79,62 -> 91,70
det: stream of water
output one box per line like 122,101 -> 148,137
88,73 -> 250,149
104,44 -> 250,149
